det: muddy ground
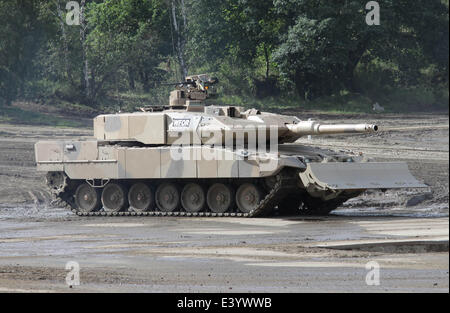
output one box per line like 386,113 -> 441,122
0,112 -> 448,292
293,112 -> 449,216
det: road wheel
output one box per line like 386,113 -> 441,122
156,183 -> 180,212
236,183 -> 263,213
128,183 -> 154,212
206,183 -> 235,213
181,183 -> 205,213
74,183 -> 101,212
101,183 -> 128,212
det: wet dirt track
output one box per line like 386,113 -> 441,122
0,113 -> 448,292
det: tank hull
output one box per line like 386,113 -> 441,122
35,139 -> 426,217
35,141 -> 304,179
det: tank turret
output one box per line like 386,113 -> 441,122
93,108 -> 378,146
93,75 -> 379,145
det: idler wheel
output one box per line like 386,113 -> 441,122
128,183 -> 154,212
206,183 -> 235,213
75,183 -> 101,212
236,183 -> 263,213
101,183 -> 128,212
181,183 -> 205,213
156,183 -> 180,212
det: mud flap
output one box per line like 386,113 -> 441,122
299,162 -> 427,191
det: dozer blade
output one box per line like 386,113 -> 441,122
299,162 -> 427,190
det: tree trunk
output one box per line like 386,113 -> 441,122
171,0 -> 188,80
264,44 -> 270,80
345,38 -> 370,93
128,66 -> 135,90
90,71 -> 95,99
56,0 -> 73,85
141,71 -> 150,92
79,0 -> 90,100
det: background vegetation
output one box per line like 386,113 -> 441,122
0,0 -> 448,118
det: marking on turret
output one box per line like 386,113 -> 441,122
172,118 -> 191,127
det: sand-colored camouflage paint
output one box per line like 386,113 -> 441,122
35,93 -> 425,194
35,141 -> 301,179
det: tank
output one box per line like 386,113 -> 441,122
35,74 -> 426,217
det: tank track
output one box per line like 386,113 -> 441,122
277,193 -> 353,216
51,170 -> 301,217
52,170 -> 344,217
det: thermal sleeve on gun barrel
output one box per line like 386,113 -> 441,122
286,121 -> 378,136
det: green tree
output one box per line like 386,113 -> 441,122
273,0 -> 449,99
0,0 -> 55,104
84,0 -> 172,101
188,0 -> 282,97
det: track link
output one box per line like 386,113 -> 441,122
248,170 -> 298,217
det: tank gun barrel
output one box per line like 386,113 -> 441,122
286,120 -> 378,136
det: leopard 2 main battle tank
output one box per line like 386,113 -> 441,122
35,74 -> 426,217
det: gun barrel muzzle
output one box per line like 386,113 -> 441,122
286,121 -> 378,136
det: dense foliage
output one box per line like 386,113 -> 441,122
0,0 -> 448,111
